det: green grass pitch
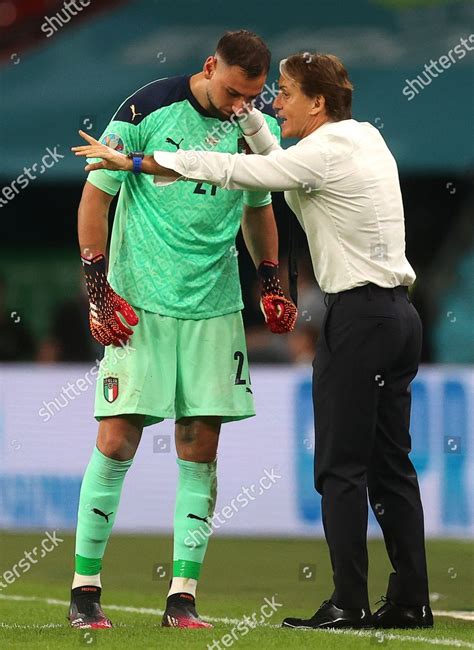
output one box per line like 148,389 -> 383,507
0,533 -> 472,649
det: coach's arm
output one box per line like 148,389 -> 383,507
72,130 -> 324,194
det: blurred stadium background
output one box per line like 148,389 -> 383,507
0,0 -> 473,645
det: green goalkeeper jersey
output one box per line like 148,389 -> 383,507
87,75 -> 280,319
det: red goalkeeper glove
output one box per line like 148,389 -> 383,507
258,260 -> 297,334
81,254 -> 139,346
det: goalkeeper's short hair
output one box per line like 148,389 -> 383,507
216,30 -> 271,78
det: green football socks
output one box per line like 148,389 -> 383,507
74,448 -> 217,584
172,458 -> 217,581
75,446 -> 133,576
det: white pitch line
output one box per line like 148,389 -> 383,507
0,623 -> 64,629
435,611 -> 474,622
0,593 -> 472,648
291,627 -> 474,648
1,593 -> 472,624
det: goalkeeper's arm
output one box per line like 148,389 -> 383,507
78,181 -> 111,263
242,204 -> 297,335
78,182 -> 138,346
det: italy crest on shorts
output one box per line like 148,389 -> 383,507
103,377 -> 119,403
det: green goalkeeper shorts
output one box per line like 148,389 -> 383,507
94,309 -> 255,426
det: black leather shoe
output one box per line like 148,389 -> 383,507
282,599 -> 372,629
372,597 -> 433,629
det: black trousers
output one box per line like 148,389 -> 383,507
313,283 -> 429,610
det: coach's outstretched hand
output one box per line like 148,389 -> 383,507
72,131 -> 132,172
81,254 -> 139,346
258,261 -> 297,334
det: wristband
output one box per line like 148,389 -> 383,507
257,260 -> 284,297
127,151 -> 144,174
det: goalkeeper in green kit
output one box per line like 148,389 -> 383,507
69,30 -> 296,630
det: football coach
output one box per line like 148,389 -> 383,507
73,51 -> 433,631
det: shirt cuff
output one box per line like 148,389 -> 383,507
243,124 -> 279,155
153,151 -> 185,186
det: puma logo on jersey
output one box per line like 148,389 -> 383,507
165,137 -> 183,150
130,104 -> 142,121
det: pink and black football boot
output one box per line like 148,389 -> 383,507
68,586 -> 113,629
161,592 -> 213,629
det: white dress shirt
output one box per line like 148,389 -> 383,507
153,117 -> 416,293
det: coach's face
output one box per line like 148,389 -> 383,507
204,56 -> 266,120
273,74 -> 324,139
